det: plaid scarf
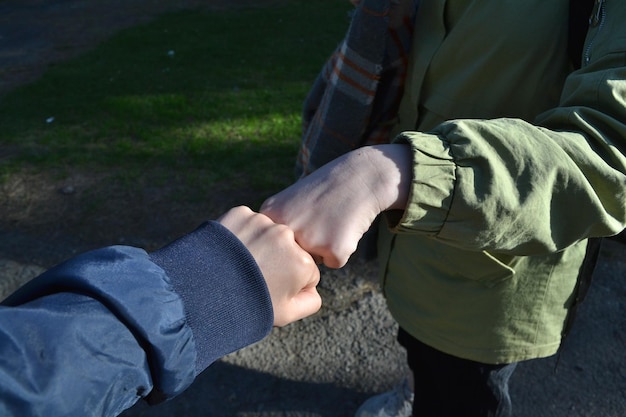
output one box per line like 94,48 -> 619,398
296,0 -> 419,177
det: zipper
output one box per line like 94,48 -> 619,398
584,0 -> 607,65
589,0 -> 605,26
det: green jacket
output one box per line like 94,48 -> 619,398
380,0 -> 626,364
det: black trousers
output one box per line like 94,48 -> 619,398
398,328 -> 518,417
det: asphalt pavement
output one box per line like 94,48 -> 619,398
120,239 -> 626,417
2,239 -> 625,417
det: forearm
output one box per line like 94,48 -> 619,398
0,293 -> 157,417
394,115 -> 625,254
0,246 -> 193,416
261,144 -> 412,268
393,1 -> 626,253
0,222 -> 274,416
149,221 -> 273,373
330,144 -> 413,213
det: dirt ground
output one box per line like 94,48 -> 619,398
0,0 -> 287,96
0,0 -> 292,267
2,0 -> 625,264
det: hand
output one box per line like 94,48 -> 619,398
218,206 -> 322,327
261,144 -> 412,268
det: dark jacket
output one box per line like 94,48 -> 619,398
0,221 -> 273,417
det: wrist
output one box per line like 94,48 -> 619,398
360,144 -> 412,212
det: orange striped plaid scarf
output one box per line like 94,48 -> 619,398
296,0 -> 419,177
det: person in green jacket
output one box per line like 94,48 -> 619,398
261,0 -> 626,416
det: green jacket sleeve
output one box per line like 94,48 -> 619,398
392,0 -> 626,255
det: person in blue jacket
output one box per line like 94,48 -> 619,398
0,206 -> 322,417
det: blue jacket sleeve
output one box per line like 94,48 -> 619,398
0,221 -> 273,417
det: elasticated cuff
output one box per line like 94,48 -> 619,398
150,221 -> 273,375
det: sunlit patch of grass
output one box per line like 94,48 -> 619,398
0,0 -> 350,193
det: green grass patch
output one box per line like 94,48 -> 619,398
0,0 -> 350,191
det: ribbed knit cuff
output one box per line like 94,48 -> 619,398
150,221 -> 273,374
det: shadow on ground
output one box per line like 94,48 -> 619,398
123,361 -> 374,417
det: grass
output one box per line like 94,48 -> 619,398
0,0 -> 350,193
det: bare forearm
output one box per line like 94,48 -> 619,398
261,144 -> 412,267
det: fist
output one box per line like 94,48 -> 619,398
218,206 -> 322,327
